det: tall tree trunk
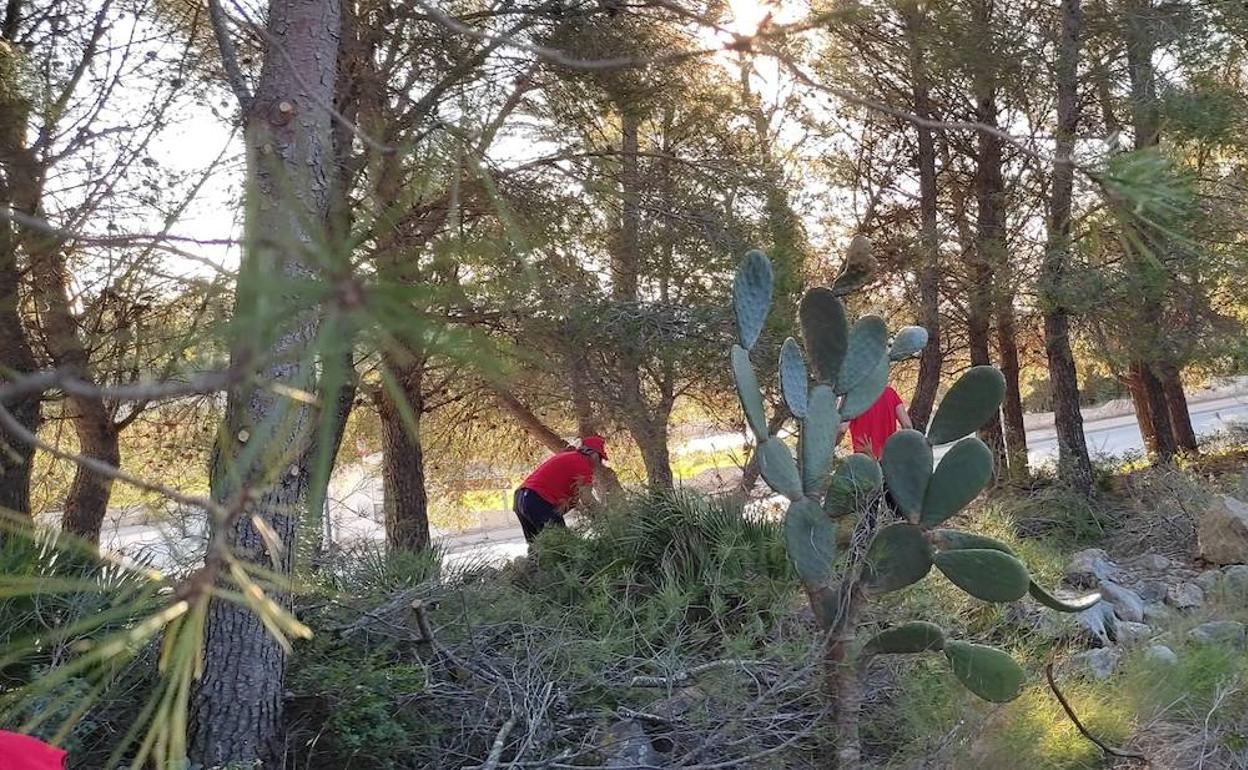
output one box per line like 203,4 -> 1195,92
903,6 -> 942,432
1042,0 -> 1094,494
0,194 -> 39,520
1123,0 -> 1184,460
378,361 -> 429,551
1160,363 -> 1197,452
612,107 -> 673,490
28,239 -> 119,541
189,0 -> 340,762
968,0 -> 1005,468
995,303 -> 1028,479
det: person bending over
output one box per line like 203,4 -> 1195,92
512,435 -> 607,542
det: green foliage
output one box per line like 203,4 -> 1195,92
733,249 -> 774,350
862,523 -> 932,594
933,549 -> 1030,603
888,326 -> 929,361
726,248 -> 1072,707
758,437 -> 803,500
943,641 -> 1025,703
880,429 -> 933,517
730,345 -> 769,441
921,437 -> 994,527
779,337 -> 809,417
864,621 -> 945,654
927,366 -> 1008,445
784,498 -> 837,586
823,452 -> 882,517
798,287 -> 849,383
799,385 -> 840,493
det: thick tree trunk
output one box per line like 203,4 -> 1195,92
1131,361 -> 1176,461
904,6 -> 942,433
378,362 -> 429,551
27,238 -> 118,541
0,228 -> 39,518
1041,0 -> 1093,495
968,0 -> 1005,469
59,403 -> 119,540
189,0 -> 340,763
0,0 -> 43,519
631,415 -> 673,492
1160,363 -> 1197,453
995,304 -> 1028,480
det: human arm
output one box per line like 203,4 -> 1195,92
895,402 -> 913,430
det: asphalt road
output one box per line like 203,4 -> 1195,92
100,396 -> 1248,571
441,396 -> 1248,567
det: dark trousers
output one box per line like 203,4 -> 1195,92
513,488 -> 566,543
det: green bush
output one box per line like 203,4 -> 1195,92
520,490 -> 795,650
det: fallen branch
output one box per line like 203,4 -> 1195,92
629,659 -> 772,688
1045,663 -> 1148,763
480,715 -> 517,770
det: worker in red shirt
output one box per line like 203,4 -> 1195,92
513,435 -> 607,542
0,730 -> 66,770
838,385 -> 913,459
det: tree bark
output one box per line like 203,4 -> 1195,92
968,0 -> 1005,469
1042,0 -> 1094,494
1159,363 -> 1197,452
27,236 -> 119,541
0,163 -> 39,519
996,302 -> 1028,480
903,6 -> 942,433
189,0 -> 341,762
378,360 -> 430,552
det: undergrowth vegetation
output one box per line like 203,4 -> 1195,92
5,455 -> 1248,768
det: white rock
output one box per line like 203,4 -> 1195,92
1101,581 -> 1145,622
1072,648 -> 1121,681
1198,495 -> 1248,565
1165,582 -> 1205,610
1223,564 -> 1248,593
1144,644 -> 1178,666
1114,621 -> 1153,647
1066,548 -> 1120,586
1187,620 -> 1247,648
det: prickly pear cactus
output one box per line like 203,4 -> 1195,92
729,245 -> 1101,704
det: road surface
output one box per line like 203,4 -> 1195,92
99,396 -> 1248,572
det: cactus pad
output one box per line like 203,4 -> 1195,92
837,315 -> 888,394
943,640 -> 1025,703
888,325 -> 929,361
758,437 -> 803,500
1028,581 -> 1102,613
927,366 -> 1006,445
733,249 -> 773,350
730,346 -> 769,441
934,548 -> 1030,602
863,523 -> 932,594
801,384 -> 840,494
920,436 -> 994,528
779,337 -> 809,418
799,287 -> 848,384
823,452 -> 882,516
881,429 -> 933,518
929,529 -> 1014,554
785,497 -> 837,586
864,621 -> 946,654
839,353 -> 890,420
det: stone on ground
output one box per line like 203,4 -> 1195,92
1198,495 -> 1248,565
1187,620 -> 1247,648
1100,581 -> 1145,622
1144,644 -> 1178,666
1113,621 -> 1153,647
1071,648 -> 1121,681
1165,581 -> 1204,610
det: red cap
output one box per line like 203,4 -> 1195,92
580,435 -> 607,459
0,731 -> 66,770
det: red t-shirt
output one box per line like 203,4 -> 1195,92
522,450 -> 595,509
848,386 -> 903,458
0,731 -> 66,770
